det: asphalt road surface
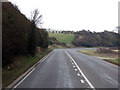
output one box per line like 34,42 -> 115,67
15,48 -> 119,88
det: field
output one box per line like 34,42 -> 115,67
48,33 -> 74,45
78,49 -> 119,65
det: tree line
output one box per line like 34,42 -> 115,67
2,2 -> 49,67
72,30 -> 118,47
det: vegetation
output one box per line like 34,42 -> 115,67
103,59 -> 120,66
49,37 -> 69,48
78,49 -> 117,58
78,49 -> 97,56
72,30 -> 118,47
78,48 -> 119,65
2,2 -> 51,88
2,49 -> 52,88
48,33 -> 74,45
2,2 -> 49,67
2,1 -> 119,88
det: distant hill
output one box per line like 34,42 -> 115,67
72,30 -> 118,47
48,33 -> 74,45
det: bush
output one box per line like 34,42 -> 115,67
2,2 -> 49,67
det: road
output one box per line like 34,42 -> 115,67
15,48 -> 119,88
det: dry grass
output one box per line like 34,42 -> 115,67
78,49 -> 118,58
78,49 -> 119,65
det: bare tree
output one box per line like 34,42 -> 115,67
31,9 -> 43,28
114,26 -> 120,34
27,9 -> 43,57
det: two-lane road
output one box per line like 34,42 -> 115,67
15,48 -> 119,88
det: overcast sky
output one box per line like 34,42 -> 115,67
9,0 -> 119,32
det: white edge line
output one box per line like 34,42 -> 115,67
65,51 -> 95,89
13,50 -> 53,88
13,68 -> 35,88
40,53 -> 51,64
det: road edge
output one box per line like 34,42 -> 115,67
6,49 -> 54,89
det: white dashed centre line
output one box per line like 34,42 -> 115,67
65,51 -> 95,89
75,69 -> 77,71
73,66 -> 76,68
81,79 -> 85,83
77,73 -> 80,76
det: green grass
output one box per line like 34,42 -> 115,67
2,48 -> 53,88
103,59 -> 120,66
48,33 -> 74,45
78,49 -> 119,65
78,49 -> 96,56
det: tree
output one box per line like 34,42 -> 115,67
30,9 -> 43,28
2,3 -> 49,67
72,30 -> 118,47
27,21 -> 36,56
2,2 -> 31,66
27,9 -> 43,56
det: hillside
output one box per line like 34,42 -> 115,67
2,2 -> 51,88
2,2 -> 49,66
48,33 -> 74,45
72,30 -> 118,47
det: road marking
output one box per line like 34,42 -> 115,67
65,51 -> 95,89
40,52 -> 51,64
73,66 -> 76,68
75,69 -> 77,71
13,50 -> 53,88
72,63 -> 74,65
77,73 -> 80,76
81,79 -> 85,83
13,68 -> 35,88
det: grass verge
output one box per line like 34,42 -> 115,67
78,49 -> 119,65
2,48 -> 53,88
103,59 -> 120,66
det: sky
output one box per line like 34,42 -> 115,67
8,0 -> 119,32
